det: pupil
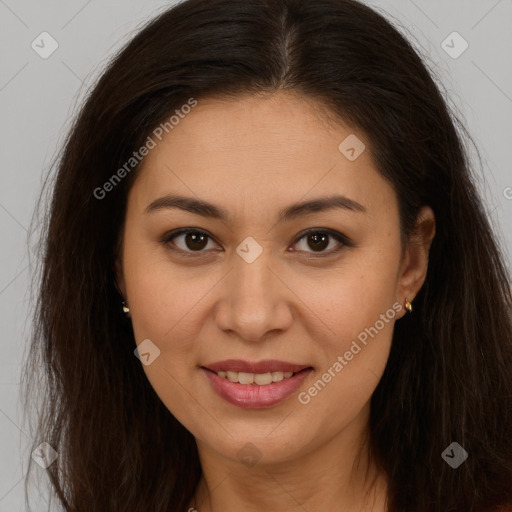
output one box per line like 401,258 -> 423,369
309,233 -> 328,251
186,232 -> 207,250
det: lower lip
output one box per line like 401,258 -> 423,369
202,367 -> 313,409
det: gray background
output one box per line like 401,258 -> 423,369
1,0 -> 511,510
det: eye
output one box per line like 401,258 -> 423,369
161,228 -> 219,256
291,229 -> 352,258
160,228 -> 352,258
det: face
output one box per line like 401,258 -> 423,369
116,91 -> 434,468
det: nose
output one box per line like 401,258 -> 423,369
213,251 -> 294,342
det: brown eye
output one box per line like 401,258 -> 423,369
182,231 -> 209,251
305,232 -> 330,252
162,229 -> 217,254
161,227 -> 351,259
292,229 -> 349,256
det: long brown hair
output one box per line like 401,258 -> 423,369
22,0 -> 512,510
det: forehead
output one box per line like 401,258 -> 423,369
128,91 -> 396,223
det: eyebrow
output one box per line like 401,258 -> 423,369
145,193 -> 367,222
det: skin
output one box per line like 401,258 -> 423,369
115,91 -> 436,512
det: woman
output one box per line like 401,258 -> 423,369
22,0 -> 512,510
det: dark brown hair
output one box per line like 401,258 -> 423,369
22,0 -> 512,511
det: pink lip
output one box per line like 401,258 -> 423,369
201,366 -> 313,409
204,359 -> 311,374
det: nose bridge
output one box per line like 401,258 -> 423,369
214,241 -> 293,340
233,247 -> 273,305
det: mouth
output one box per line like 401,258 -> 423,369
200,360 -> 314,408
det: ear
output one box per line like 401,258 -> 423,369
114,257 -> 127,299
396,205 -> 436,316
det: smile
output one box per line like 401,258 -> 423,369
201,363 -> 313,409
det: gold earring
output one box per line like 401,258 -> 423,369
122,301 -> 131,316
405,298 -> 413,313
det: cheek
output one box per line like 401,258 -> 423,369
123,246 -> 211,427
295,238 -> 400,347
295,297 -> 397,432
293,243 -> 400,410
121,223 -> 204,340
127,263 -> 211,357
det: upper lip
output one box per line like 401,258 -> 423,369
203,359 -> 312,374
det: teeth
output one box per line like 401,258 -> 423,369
272,371 -> 284,382
216,370 -> 295,385
255,372 -> 273,385
226,371 -> 238,382
238,372 -> 254,384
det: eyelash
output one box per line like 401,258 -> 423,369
160,228 -> 353,259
